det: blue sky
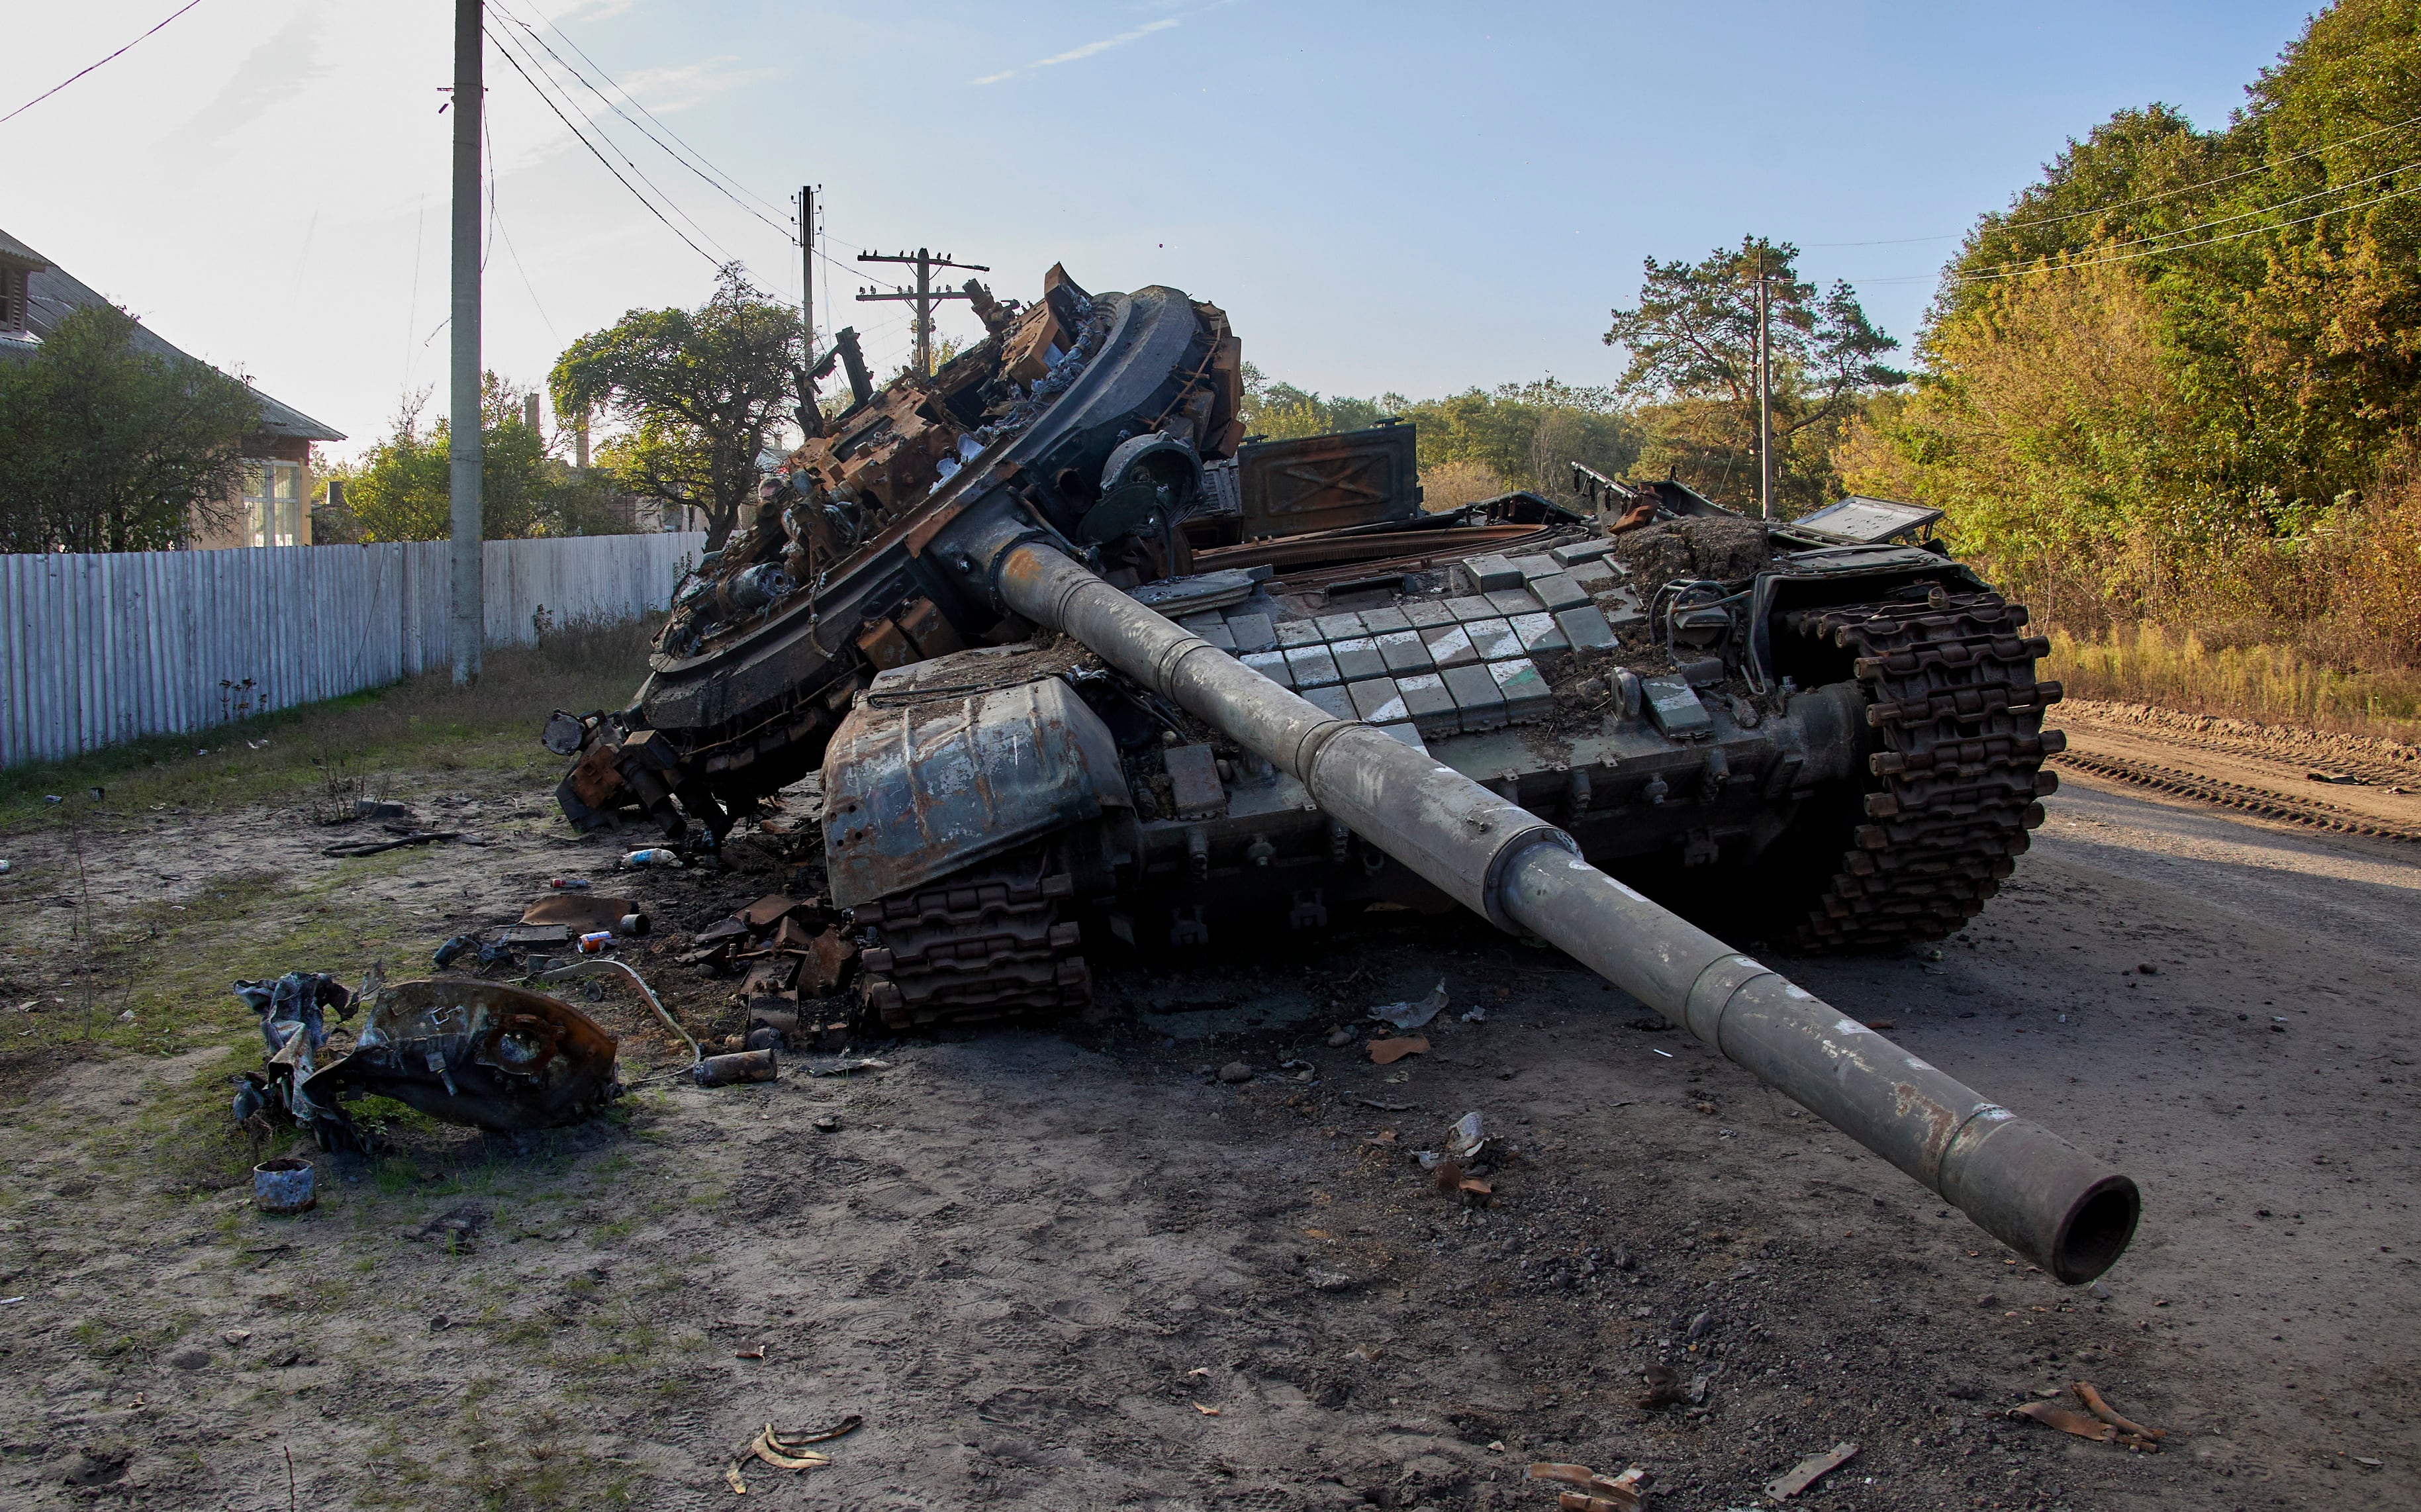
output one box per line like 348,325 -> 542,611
12,1 -> 2315,457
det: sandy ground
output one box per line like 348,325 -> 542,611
2055,701 -> 2421,838
0,754 -> 2416,1511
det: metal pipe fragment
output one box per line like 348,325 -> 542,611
988,536 -> 2139,1282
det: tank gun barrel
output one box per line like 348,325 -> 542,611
981,530 -> 2139,1282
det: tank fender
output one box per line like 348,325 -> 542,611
822,677 -> 1132,909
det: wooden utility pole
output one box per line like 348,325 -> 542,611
856,247 -> 989,377
448,0 -> 484,683
1755,244 -> 1773,523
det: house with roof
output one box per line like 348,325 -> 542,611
0,226 -> 344,549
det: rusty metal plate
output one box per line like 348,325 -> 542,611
1163,743 -> 1226,818
1235,422 -> 1421,540
305,980 -> 620,1131
821,677 -> 1132,908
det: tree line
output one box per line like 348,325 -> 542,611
14,0 -> 2412,686
1842,0 -> 2421,669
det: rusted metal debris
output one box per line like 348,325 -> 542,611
1528,1462 -> 1648,1511
679,892 -> 857,1052
1764,1441 -> 1858,1500
234,971 -> 620,1149
2009,1382 -> 2166,1452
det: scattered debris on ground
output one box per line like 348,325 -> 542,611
1764,1440 -> 1859,1499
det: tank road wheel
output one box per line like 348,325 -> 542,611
1778,591 -> 2066,951
855,855 -> 1091,1031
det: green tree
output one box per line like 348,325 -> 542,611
551,265 -> 802,550
1854,0 -> 2421,659
1400,378 -> 1638,503
1235,363 -> 1394,442
1605,236 -> 1903,514
343,376 -> 610,542
0,303 -> 260,553
1235,365 -> 1640,506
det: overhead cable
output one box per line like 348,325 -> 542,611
510,0 -> 790,221
493,24 -> 734,263
493,1 -> 796,247
489,32 -> 721,267
1854,177 -> 2421,287
1,0 -> 205,127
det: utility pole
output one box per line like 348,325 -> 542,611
448,0 -> 484,683
856,247 -> 989,377
1754,244 -> 1774,523
796,186 -> 816,358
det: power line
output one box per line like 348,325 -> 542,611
1948,152 -> 2421,279
491,198 -> 559,343
492,23 -> 734,263
1997,107 -> 2421,234
489,31 -> 720,267
857,247 -> 990,376
1807,109 -> 2421,258
1,0 -> 205,127
503,0 -> 790,222
820,247 -> 900,295
491,1 -> 796,247
1917,177 -> 2421,287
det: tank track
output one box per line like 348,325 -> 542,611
1782,590 -> 2064,949
856,855 -> 1091,1031
2047,747 -> 2421,842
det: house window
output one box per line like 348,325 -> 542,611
243,460 -> 303,547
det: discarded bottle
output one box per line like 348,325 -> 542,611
620,849 -> 680,869
692,1048 -> 778,1086
434,935 -> 475,969
577,930 -> 614,955
548,877 -> 593,890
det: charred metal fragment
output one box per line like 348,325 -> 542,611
236,971 -> 620,1149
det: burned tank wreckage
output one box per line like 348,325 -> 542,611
549,266 -> 2135,1281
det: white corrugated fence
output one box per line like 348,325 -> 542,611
0,532 -> 703,769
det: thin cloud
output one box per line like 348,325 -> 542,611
171,9 -> 327,154
617,56 -> 774,113
974,16 -> 1181,85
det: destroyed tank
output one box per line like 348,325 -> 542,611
548,265 -> 2128,1282
552,265 -> 2062,1025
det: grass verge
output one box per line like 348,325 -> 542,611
0,618 -> 657,829
2044,625 -> 2421,742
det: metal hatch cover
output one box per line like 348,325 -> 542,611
1793,495 -> 1946,544
1234,421 -> 1421,539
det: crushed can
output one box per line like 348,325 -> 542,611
547,877 -> 592,890
577,930 -> 614,955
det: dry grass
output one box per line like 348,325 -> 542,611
0,617 -> 657,827
1419,460 -> 1507,512
2044,624 -> 2421,741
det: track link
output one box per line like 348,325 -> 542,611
2048,747 -> 2421,842
1784,591 -> 2062,949
857,855 -> 1091,1031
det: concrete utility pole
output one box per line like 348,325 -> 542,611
1754,244 -> 1774,523
448,0 -> 484,683
797,185 -> 816,358
856,247 -> 989,377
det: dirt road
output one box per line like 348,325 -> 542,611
1,753 -> 2415,1511
2053,698 -> 2421,843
